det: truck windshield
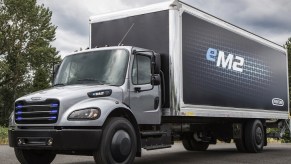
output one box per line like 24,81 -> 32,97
54,49 -> 129,86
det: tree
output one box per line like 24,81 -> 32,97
32,67 -> 50,92
0,0 -> 60,125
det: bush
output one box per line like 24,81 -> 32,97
267,128 -> 291,143
281,129 -> 291,143
0,126 -> 8,144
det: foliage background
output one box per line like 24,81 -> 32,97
0,0 -> 60,125
0,126 -> 8,144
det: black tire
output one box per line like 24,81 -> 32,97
93,117 -> 137,164
182,133 -> 194,151
14,148 -> 56,164
234,123 -> 247,152
234,138 -> 247,152
182,133 -> 209,151
244,119 -> 265,153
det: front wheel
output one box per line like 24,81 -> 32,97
93,117 -> 137,164
14,148 -> 56,164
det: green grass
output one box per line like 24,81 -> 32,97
0,126 -> 8,144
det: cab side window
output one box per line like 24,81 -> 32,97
132,55 -> 151,85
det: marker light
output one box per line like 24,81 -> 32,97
49,116 -> 57,120
87,90 -> 112,98
16,117 -> 23,121
50,110 -> 58,113
51,103 -> 59,108
16,105 -> 23,109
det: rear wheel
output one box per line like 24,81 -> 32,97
234,123 -> 247,152
244,119 -> 265,153
182,133 -> 209,151
93,117 -> 137,164
14,148 -> 56,164
234,138 -> 247,152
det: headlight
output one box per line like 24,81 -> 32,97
68,108 -> 100,120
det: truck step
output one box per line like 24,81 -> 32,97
144,144 -> 171,150
141,131 -> 167,137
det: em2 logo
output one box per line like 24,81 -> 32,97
206,48 -> 245,72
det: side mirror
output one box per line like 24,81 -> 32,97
151,74 -> 161,86
151,54 -> 161,75
154,54 -> 161,74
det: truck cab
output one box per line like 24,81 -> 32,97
9,46 -> 163,164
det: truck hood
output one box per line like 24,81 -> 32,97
16,85 -> 124,112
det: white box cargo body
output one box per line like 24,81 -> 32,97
90,0 -> 289,120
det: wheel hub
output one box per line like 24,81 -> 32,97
255,127 -> 263,145
111,130 -> 131,162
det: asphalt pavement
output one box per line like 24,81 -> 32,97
1,143 -> 291,164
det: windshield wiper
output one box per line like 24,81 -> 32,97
54,83 -> 66,87
77,78 -> 104,85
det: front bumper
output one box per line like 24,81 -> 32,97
9,128 -> 102,151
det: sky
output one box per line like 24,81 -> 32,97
37,0 -> 291,57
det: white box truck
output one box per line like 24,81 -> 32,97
9,1 -> 290,164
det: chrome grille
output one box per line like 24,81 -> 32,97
15,99 -> 59,124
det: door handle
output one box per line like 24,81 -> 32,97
134,87 -> 141,93
154,97 -> 159,109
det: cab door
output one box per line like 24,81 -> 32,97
129,53 -> 161,124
